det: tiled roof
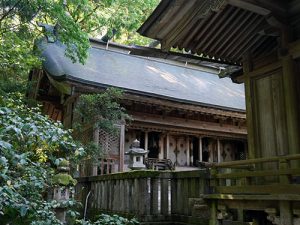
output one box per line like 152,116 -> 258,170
40,40 -> 245,111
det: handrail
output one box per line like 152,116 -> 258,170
202,154 -> 300,169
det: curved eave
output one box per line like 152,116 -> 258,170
47,72 -> 246,113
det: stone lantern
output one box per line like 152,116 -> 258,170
125,139 -> 148,170
49,159 -> 76,224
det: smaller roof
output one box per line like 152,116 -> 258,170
39,39 -> 246,111
138,0 -> 279,64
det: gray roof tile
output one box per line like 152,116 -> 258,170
40,40 -> 245,111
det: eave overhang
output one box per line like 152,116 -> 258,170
138,0 -> 288,66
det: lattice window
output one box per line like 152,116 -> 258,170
73,126 -> 93,145
97,127 -> 120,155
237,150 -> 246,160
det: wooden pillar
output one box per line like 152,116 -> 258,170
279,159 -> 293,225
171,178 -> 177,215
199,136 -> 203,162
217,138 -> 221,163
139,178 -> 150,215
119,124 -> 125,172
209,200 -> 217,225
150,178 -> 159,215
186,136 -> 190,166
243,54 -> 256,159
190,139 -> 194,165
166,133 -> 170,159
144,131 -> 148,158
161,177 -> 169,216
159,135 -> 164,159
282,55 -> 300,157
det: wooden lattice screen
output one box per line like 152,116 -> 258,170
97,127 -> 120,156
77,126 -> 122,177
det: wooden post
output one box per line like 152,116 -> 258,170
171,177 -> 177,215
133,178 -> 139,214
217,139 -> 221,163
282,55 -> 300,157
159,135 -> 164,160
191,139 -> 194,165
119,180 -> 125,212
161,177 -> 169,216
186,136 -> 190,166
139,178 -> 150,215
166,133 -> 170,159
151,178 -> 159,215
119,124 -> 125,172
199,136 -> 203,162
243,54 -> 256,159
145,131 -> 148,158
210,167 -> 218,225
209,200 -> 217,225
279,159 -> 292,225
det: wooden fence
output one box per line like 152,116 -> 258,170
76,170 -> 210,224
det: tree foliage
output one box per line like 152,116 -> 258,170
75,88 -> 130,133
0,93 -> 84,224
0,1 -> 157,223
74,88 -> 131,159
0,0 -> 159,93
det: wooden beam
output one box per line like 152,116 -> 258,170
216,168 -> 300,179
210,154 -> 300,168
216,184 -> 300,194
227,0 -> 271,16
204,194 -> 300,201
129,122 -> 246,140
130,112 -> 247,136
237,60 -> 282,82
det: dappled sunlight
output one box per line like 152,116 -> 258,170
146,65 -> 187,88
221,194 -> 234,199
193,77 -> 213,90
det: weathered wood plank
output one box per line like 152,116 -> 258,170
150,178 -> 159,215
183,178 -> 189,216
216,184 -> 300,194
210,154 -> 300,168
204,194 -> 300,201
215,168 -> 300,179
161,178 -> 169,216
171,178 -> 177,215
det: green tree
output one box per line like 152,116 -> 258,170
0,0 -> 158,93
0,93 -> 84,224
74,88 -> 131,160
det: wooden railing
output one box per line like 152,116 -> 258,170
144,158 -> 175,170
204,154 -> 300,199
76,170 -> 210,224
79,158 -> 117,177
